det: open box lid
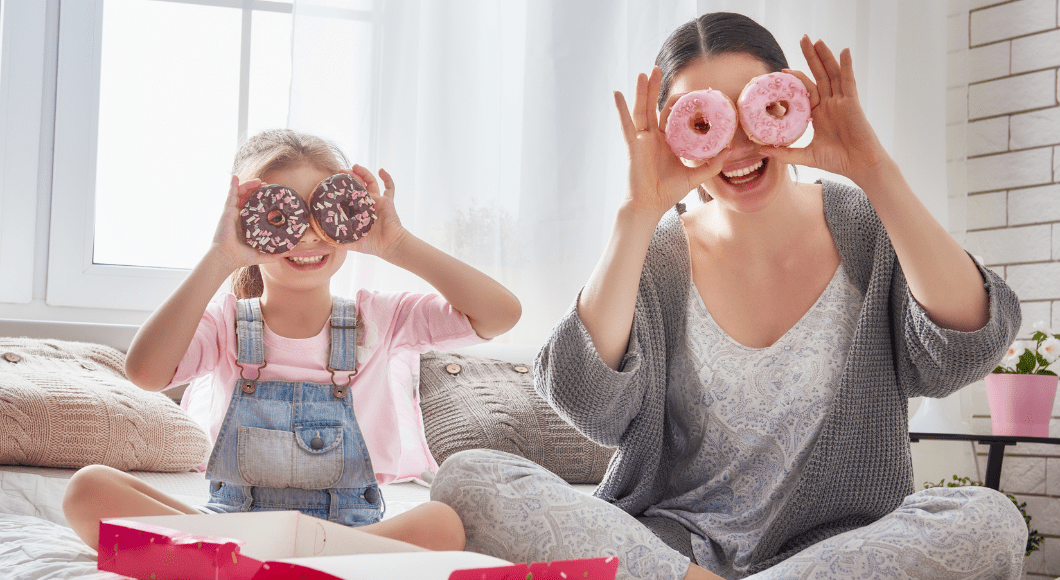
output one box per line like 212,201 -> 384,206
98,511 -> 618,580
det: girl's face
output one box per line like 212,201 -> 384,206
256,163 -> 347,292
669,52 -> 789,213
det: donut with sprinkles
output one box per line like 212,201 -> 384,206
239,184 -> 311,254
309,173 -> 376,245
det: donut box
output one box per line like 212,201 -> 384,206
97,511 -> 619,580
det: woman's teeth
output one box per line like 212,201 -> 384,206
287,255 -> 324,265
723,159 -> 764,184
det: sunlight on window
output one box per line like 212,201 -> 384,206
93,0 -> 292,270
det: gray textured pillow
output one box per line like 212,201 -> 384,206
419,350 -> 614,484
0,337 -> 211,472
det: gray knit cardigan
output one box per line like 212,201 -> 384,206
534,180 -> 1021,574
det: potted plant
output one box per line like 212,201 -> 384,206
924,475 -> 1044,557
987,322 -> 1060,437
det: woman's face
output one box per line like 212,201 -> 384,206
669,52 -> 789,212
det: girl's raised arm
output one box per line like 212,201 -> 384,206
125,176 -> 277,390
346,166 -> 521,339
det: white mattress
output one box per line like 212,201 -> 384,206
0,465 -> 434,579
0,464 -> 597,579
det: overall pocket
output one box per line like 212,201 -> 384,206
237,425 -> 344,489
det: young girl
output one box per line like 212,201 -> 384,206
63,129 -> 521,552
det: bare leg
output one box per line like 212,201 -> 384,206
62,464 -> 200,550
358,501 -> 465,551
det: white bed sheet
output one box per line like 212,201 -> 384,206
0,464 -> 595,579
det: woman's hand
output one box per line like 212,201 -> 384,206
345,165 -> 410,260
615,67 -> 729,218
768,36 -> 890,186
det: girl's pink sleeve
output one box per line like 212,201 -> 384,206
360,289 -> 487,353
167,293 -> 236,389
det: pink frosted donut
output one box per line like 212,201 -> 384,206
664,89 -> 737,161
737,72 -> 811,146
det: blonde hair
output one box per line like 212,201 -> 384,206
229,129 -> 351,299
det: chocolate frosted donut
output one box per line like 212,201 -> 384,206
240,184 -> 311,254
309,173 -> 376,244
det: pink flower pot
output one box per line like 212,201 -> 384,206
984,373 -> 1059,437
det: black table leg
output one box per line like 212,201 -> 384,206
984,442 -> 1013,490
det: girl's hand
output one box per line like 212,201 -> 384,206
767,36 -> 890,186
614,67 -> 729,218
346,165 -> 410,260
208,176 -> 285,271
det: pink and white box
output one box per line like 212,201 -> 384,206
97,511 -> 619,580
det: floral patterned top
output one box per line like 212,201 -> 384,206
647,266 -> 863,573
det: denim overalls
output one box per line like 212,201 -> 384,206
201,296 -> 384,526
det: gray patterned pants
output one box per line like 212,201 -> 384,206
431,450 -> 1027,580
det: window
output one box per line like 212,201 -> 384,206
0,2 -> 47,304
48,0 -> 374,311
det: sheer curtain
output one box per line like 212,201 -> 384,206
286,0 -> 951,345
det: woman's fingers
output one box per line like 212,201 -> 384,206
614,91 -> 637,143
645,67 -> 662,132
631,72 -> 649,132
839,48 -> 858,99
658,92 -> 683,135
814,39 -> 844,98
763,144 -> 813,169
783,69 -> 819,109
800,35 -> 831,98
686,148 -> 732,187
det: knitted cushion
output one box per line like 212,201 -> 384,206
419,350 -> 614,484
0,337 -> 211,472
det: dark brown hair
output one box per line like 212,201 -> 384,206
655,13 -> 789,202
229,129 -> 350,299
655,12 -> 788,111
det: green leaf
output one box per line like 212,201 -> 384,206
1016,350 -> 1037,374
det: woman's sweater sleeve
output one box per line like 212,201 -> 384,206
533,295 -> 650,447
893,257 -> 1022,398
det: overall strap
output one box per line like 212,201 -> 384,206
235,298 -> 266,365
328,295 -> 359,372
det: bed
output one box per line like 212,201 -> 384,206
0,336 -> 610,579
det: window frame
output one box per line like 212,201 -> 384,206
0,1 -> 48,305
47,0 -> 305,312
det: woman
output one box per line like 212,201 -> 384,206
431,12 -> 1026,580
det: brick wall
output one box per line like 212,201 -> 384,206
961,0 -> 1060,576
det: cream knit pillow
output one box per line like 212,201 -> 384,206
0,337 -> 211,472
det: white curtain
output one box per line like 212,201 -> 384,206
286,0 -> 952,346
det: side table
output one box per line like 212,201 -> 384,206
909,432 -> 1060,490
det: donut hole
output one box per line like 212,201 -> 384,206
766,101 -> 789,120
267,210 -> 286,227
691,113 -> 711,135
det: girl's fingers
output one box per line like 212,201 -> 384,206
349,164 -> 379,194
658,92 -> 684,135
645,67 -> 663,132
814,39 -> 844,98
839,48 -> 857,99
378,168 -> 395,198
783,69 -> 819,109
234,177 -> 261,209
800,35 -> 831,98
614,91 -> 637,143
